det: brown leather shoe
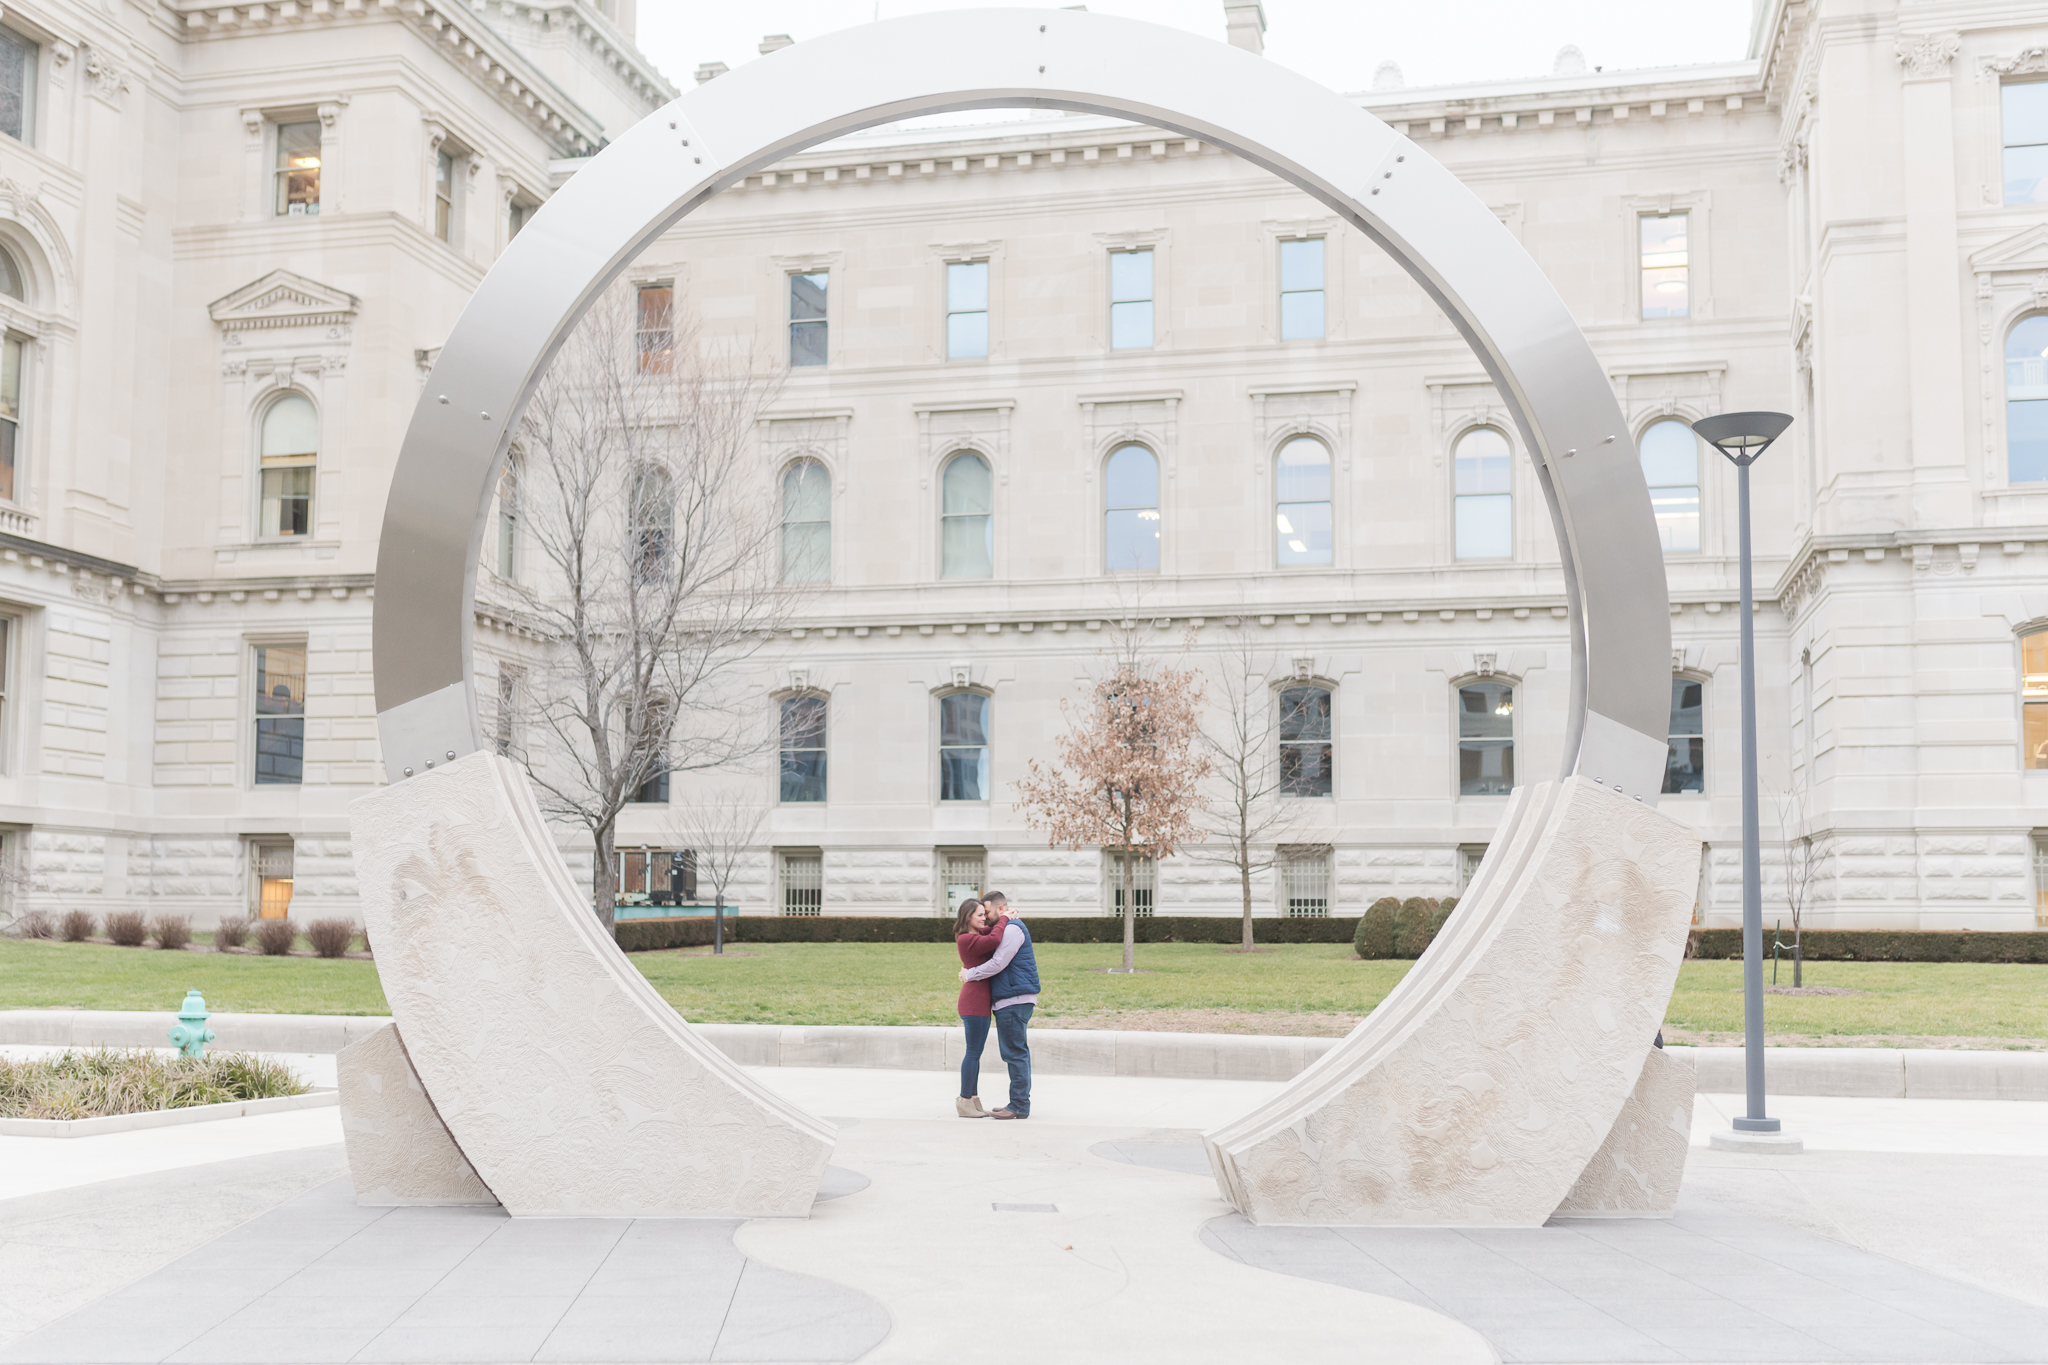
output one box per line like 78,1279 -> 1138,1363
990,1107 -> 1028,1120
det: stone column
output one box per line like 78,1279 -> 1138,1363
1895,32 -> 1969,525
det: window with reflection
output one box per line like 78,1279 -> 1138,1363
788,272 -> 827,367
1279,686 -> 1333,797
2008,316 -> 2048,482
779,695 -> 827,802
1104,444 -> 1159,572
1279,238 -> 1324,340
0,333 -> 20,505
630,465 -> 674,580
1640,213 -> 1689,318
780,459 -> 830,583
940,451 -> 993,578
495,454 -> 519,579
0,25 -> 37,146
939,692 -> 990,801
0,244 -> 23,301
1274,437 -> 1332,566
946,261 -> 988,359
1109,249 -> 1153,350
253,643 -> 306,786
275,122 -> 321,217
1453,428 -> 1512,559
2003,82 -> 2048,205
1665,677 -> 1705,794
2025,630 -> 2048,770
434,149 -> 455,242
636,284 -> 674,374
1640,419 -> 1701,552
1458,682 -> 1514,795
259,394 -> 317,538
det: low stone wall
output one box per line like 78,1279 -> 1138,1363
4,1011 -> 2044,1100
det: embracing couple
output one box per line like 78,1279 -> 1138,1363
951,890 -> 1037,1120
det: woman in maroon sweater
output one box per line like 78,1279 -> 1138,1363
954,897 -> 1009,1118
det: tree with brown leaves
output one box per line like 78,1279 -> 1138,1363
1014,637 -> 1211,972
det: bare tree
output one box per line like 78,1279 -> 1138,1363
1190,623 -> 1305,951
505,282 -> 790,923
1014,625 -> 1211,972
670,786 -> 767,955
1771,783 -> 1821,986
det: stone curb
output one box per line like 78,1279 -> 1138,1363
4,1012 -> 2045,1099
0,1088 -> 339,1138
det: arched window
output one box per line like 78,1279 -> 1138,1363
940,451 -> 993,578
0,245 -> 24,301
1665,676 -> 1705,793
2007,316 -> 2048,482
1640,419 -> 1701,552
1104,443 -> 1159,572
939,692 -> 990,800
630,465 -> 674,580
0,249 -> 24,503
2023,628 -> 2048,769
1453,428 -> 1512,560
780,458 -> 830,583
259,393 -> 317,538
779,695 -> 827,802
1274,437 -> 1332,566
1278,685 -> 1332,797
1457,680 -> 1514,795
495,452 -> 519,579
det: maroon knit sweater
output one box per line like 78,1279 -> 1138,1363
955,916 -> 1011,1017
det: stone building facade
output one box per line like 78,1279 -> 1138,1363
3,0 -> 2046,932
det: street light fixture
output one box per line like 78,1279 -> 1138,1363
1691,411 -> 1803,1154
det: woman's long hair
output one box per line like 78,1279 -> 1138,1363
952,897 -> 983,937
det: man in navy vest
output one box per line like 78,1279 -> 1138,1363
958,889 -> 1037,1118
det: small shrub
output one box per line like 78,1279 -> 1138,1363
214,916 -> 249,951
1355,897 -> 1400,959
60,909 -> 96,942
360,922 -> 371,956
13,910 -> 53,939
1394,897 -> 1441,958
306,919 -> 355,959
151,916 -> 192,951
104,911 -> 149,948
1429,897 -> 1457,945
254,918 -> 297,956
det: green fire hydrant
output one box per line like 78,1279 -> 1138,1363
168,989 -> 215,1059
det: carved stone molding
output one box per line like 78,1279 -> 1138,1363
1895,32 -> 1961,81
1979,47 -> 2048,82
83,51 -> 131,107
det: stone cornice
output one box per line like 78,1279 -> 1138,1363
1774,527 -> 2048,618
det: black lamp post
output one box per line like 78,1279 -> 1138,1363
1691,411 -> 1796,1147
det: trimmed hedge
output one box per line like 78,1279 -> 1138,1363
614,913 -> 1363,951
1355,896 -> 1459,961
1686,928 -> 2048,964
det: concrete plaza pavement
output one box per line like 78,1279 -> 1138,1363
0,1062 -> 2043,1363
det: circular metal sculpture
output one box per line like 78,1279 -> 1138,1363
356,8 -> 1701,1223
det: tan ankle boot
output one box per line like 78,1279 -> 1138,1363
956,1095 -> 989,1118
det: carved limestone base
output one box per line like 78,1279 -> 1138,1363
1553,1044 -> 1694,1217
338,1023 -> 497,1207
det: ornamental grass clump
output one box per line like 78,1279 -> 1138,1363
151,916 -> 192,951
0,1048 -> 307,1121
306,919 -> 355,959
60,909 -> 95,942
254,918 -> 297,956
12,910 -> 53,939
214,916 -> 249,950
104,911 -> 149,948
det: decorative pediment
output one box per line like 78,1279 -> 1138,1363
1970,224 -> 2048,276
208,270 -> 360,333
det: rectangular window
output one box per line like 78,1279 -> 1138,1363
618,847 -> 694,906
0,333 -> 22,503
253,644 -> 306,786
0,617 -> 11,768
1458,844 -> 1487,892
788,272 -> 828,367
434,149 -> 455,242
1639,213 -> 1689,318
1282,848 -> 1330,918
1279,238 -> 1325,340
636,284 -> 674,374
252,840 -> 294,919
1109,851 -> 1155,917
939,693 -> 990,801
2005,82 -> 2048,205
1664,677 -> 1705,794
1109,249 -> 1153,350
495,460 -> 518,579
780,695 -> 827,802
509,199 -> 535,240
493,667 -> 519,757
0,26 -> 37,146
2025,632 -> 2048,769
1457,682 -> 1513,796
940,848 -> 984,916
780,850 -> 822,916
275,122 -> 321,217
946,261 -> 989,359
2035,837 -> 2048,927
631,770 -> 669,804
1278,685 -> 1333,797
1453,429 -> 1513,560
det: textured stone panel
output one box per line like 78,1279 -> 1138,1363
1553,1044 -> 1693,1216
350,751 -> 835,1217
337,1023 -> 497,1207
1203,778 -> 1701,1226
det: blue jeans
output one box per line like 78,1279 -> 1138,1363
959,1014 -> 991,1097
994,1003 -> 1033,1115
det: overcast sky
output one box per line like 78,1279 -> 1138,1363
638,0 -> 1757,98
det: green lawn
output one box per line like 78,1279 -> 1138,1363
4,937 -> 2044,1046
